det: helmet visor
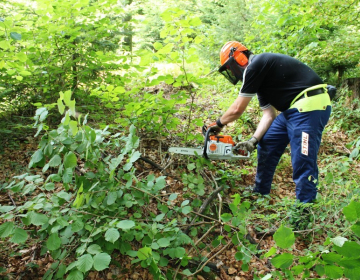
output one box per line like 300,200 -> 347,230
218,56 -> 245,85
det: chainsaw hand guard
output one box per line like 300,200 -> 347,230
202,124 -> 221,136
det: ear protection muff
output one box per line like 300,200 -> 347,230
229,47 -> 248,67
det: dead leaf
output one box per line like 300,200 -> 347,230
228,267 -> 237,275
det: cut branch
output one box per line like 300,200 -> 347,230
184,185 -> 225,234
187,240 -> 232,277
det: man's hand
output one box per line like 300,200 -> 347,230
203,119 -> 225,135
235,136 -> 258,155
207,122 -> 222,134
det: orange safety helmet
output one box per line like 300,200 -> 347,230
220,41 -> 249,67
218,41 -> 249,85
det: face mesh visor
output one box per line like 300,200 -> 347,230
218,57 -> 245,85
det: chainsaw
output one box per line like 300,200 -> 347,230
168,125 -> 250,160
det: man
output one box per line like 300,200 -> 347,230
208,41 -> 331,204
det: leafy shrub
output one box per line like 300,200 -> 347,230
0,92 -> 194,279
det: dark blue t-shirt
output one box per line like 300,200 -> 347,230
239,53 -> 323,112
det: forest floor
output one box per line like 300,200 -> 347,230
0,102 -> 359,280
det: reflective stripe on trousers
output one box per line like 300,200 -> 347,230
253,106 -> 331,203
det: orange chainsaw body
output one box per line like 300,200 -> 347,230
209,135 -> 235,145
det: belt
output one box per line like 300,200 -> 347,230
297,88 -> 325,101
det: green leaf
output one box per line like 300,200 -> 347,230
189,17 -> 202,26
10,228 -> 28,244
58,99 -> 65,115
130,151 -> 141,163
87,244 -> 102,255
187,163 -> 195,170
169,193 -> 178,201
157,238 -> 170,247
57,191 -> 72,201
47,233 -> 62,251
351,222 -> 360,237
62,168 -> 73,183
292,265 -> 305,276
324,265 -> 343,279
105,228 -> 120,244
315,265 -> 325,277
0,206 -> 15,213
19,70 -> 31,76
235,252 -> 243,261
28,211 -> 49,226
10,32 -> 21,40
66,269 -> 83,280
69,121 -> 78,136
93,253 -> 111,271
181,206 -> 191,215
345,266 -> 360,280
56,264 -> 66,278
331,236 -> 348,247
154,176 -> 166,191
203,266 -> 210,272
338,258 -> 360,269
350,147 -> 359,159
153,42 -> 163,50
271,253 -> 294,269
0,40 -> 10,50
343,200 -> 360,222
220,213 -> 232,222
174,247 -> 186,258
137,247 -> 152,260
64,152 -> 77,168
264,247 -> 277,258
159,257 -> 169,267
116,220 -> 135,230
76,254 -> 94,273
106,191 -> 117,205
31,150 -> 44,163
0,222 -> 14,238
273,225 -> 295,249
49,155 -> 62,167
322,252 -> 342,264
44,182 -> 55,191
334,241 -> 360,258
181,200 -> 189,207
154,213 -> 165,222
157,43 -> 174,54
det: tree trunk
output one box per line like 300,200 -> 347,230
122,0 -> 133,53
343,77 -> 360,102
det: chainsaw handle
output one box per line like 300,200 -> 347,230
202,124 -> 220,136
203,127 -> 211,159
203,125 -> 223,160
202,124 -> 207,136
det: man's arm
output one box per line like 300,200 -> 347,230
219,96 -> 252,125
253,106 -> 277,141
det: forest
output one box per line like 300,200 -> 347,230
0,0 -> 360,279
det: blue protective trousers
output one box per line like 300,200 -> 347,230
253,106 -> 331,203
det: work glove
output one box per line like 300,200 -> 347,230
235,136 -> 258,155
202,119 -> 225,135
